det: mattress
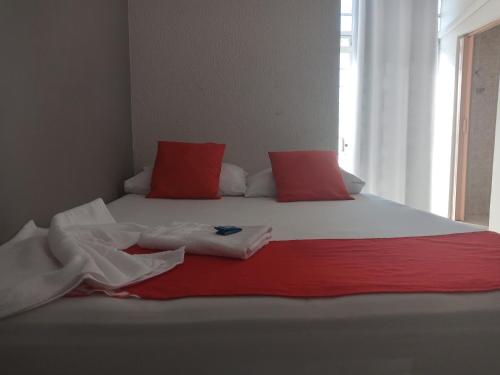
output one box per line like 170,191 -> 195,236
2,194 -> 500,375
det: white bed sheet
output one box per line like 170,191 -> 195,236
2,194 -> 500,375
107,194 -> 479,240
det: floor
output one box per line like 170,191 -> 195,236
464,214 -> 489,228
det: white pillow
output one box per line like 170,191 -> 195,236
245,168 -> 365,197
124,168 -> 153,195
244,168 -> 277,197
124,163 -> 248,196
218,163 -> 248,196
340,169 -> 366,194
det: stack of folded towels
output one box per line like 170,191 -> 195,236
138,222 -> 273,260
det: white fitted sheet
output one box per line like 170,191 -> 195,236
107,194 -> 479,240
2,194 -> 500,375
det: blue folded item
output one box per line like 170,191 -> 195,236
214,226 -> 242,236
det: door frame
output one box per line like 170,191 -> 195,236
451,18 -> 500,221
451,35 -> 474,221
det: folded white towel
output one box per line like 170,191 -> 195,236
138,223 -> 272,259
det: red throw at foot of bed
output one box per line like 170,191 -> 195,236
123,231 -> 500,299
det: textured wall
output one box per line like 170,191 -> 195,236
128,0 -> 340,172
0,0 -> 133,242
488,78 -> 500,231
464,24 -> 500,221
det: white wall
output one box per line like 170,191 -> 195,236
128,0 -> 340,173
0,0 -> 133,242
440,0 -> 480,31
432,0 -> 500,217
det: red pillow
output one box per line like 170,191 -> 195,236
269,150 -> 353,202
148,141 -> 225,199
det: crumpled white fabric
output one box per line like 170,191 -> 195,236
138,222 -> 272,259
0,199 -> 184,319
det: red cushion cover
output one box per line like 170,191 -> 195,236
269,150 -> 353,202
147,141 -> 225,199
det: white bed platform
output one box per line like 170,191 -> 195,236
2,194 -> 500,375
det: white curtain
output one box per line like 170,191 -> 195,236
352,0 -> 438,211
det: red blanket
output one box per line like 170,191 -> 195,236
123,231 -> 500,299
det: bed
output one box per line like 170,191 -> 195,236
2,194 -> 500,375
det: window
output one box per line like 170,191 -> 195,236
338,0 -> 356,172
437,0 -> 442,32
